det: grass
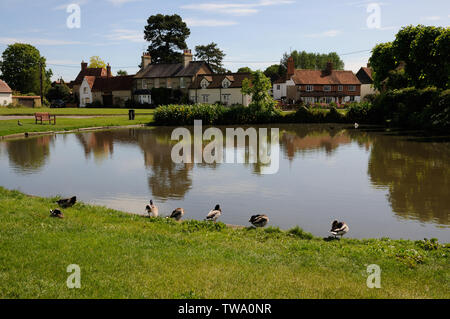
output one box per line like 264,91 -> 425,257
0,115 -> 154,137
0,107 -> 155,116
0,187 -> 448,299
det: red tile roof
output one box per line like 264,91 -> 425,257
189,73 -> 251,89
92,76 -> 134,92
0,80 -> 12,93
73,68 -> 107,85
291,69 -> 360,85
83,76 -> 96,89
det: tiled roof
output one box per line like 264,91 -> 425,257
189,73 -> 251,89
92,76 -> 134,92
73,68 -> 107,85
292,69 -> 360,85
83,76 -> 96,89
356,67 -> 373,84
0,79 -> 12,93
135,61 -> 212,78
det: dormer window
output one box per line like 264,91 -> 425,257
200,79 -> 209,89
222,78 -> 231,89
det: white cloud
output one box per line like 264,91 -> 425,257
106,29 -> 144,42
185,18 -> 238,27
181,0 -> 294,16
0,37 -> 83,45
107,0 -> 142,6
304,30 -> 341,38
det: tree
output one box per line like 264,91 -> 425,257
369,42 -> 397,90
88,56 -> 106,69
46,83 -> 71,101
0,43 -> 52,95
241,71 -> 276,112
263,64 -> 285,83
281,50 -> 344,70
116,70 -> 128,76
144,14 -> 190,64
237,67 -> 252,73
195,42 -> 226,73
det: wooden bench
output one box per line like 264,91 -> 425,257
35,112 -> 56,125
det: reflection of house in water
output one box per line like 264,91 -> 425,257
5,135 -> 54,173
281,127 -> 352,160
75,131 -> 115,162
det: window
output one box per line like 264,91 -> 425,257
154,79 -> 159,88
349,96 -> 355,102
202,94 -> 209,103
142,81 -> 147,89
83,87 -> 87,94
222,79 -> 230,88
180,78 -> 186,88
324,85 -> 331,92
222,94 -> 230,105
276,85 -> 281,90
306,85 -> 314,92
348,85 -> 356,92
167,78 -> 172,88
338,85 -> 343,91
325,97 -> 333,103
201,79 -> 209,89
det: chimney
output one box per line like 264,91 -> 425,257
141,53 -> 151,69
287,56 -> 295,78
81,60 -> 87,71
183,49 -> 193,68
325,61 -> 333,75
107,63 -> 112,78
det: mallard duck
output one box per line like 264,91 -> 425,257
330,220 -> 349,239
50,209 -> 64,218
169,208 -> 184,221
354,123 -> 359,129
56,196 -> 77,208
249,214 -> 269,228
206,204 -> 222,222
146,199 -> 158,217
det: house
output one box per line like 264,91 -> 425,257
274,57 -> 361,104
0,80 -> 12,106
73,61 -> 107,105
12,96 -> 42,107
133,50 -> 212,104
79,64 -> 133,107
188,73 -> 252,106
356,65 -> 377,100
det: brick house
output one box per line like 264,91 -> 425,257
274,57 -> 361,104
188,73 -> 252,106
133,50 -> 212,104
72,61 -> 107,105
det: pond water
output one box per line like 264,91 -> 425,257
0,125 -> 449,242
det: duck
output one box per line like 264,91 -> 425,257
146,199 -> 158,217
169,208 -> 184,221
354,123 -> 359,129
330,220 -> 349,239
56,196 -> 77,208
205,204 -> 222,222
249,214 -> 269,228
50,209 -> 64,218
17,120 -> 23,126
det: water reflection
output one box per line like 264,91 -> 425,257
1,125 -> 449,240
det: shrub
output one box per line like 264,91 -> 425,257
288,226 -> 314,240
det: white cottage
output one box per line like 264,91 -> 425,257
0,80 -> 13,106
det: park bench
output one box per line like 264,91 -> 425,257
35,112 -> 56,125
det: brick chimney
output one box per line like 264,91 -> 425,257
287,56 -> 295,78
81,60 -> 87,71
183,49 -> 193,68
141,53 -> 151,69
106,63 -> 112,78
325,61 -> 333,75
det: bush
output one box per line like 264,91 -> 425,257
288,226 -> 314,240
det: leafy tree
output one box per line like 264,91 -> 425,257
116,70 -> 128,76
195,42 -> 226,73
46,83 -> 71,101
88,56 -> 106,69
281,50 -> 344,70
369,42 -> 397,90
264,64 -> 285,83
0,43 -> 52,95
144,14 -> 190,64
237,67 -> 252,73
241,71 -> 276,111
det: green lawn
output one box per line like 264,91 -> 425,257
0,107 -> 155,116
0,115 -> 154,137
0,187 -> 448,299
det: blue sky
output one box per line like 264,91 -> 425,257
0,0 -> 448,81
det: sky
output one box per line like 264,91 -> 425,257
0,0 -> 449,81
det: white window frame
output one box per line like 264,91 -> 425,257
276,85 -> 281,90
222,79 -> 230,89
202,94 -> 209,103
306,85 -> 314,92
201,79 -> 209,89
348,85 -> 356,92
324,85 -> 331,92
338,85 -> 343,91
180,78 -> 186,88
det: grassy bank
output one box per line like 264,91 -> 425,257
0,187 -> 448,299
0,115 -> 154,137
0,108 -> 155,116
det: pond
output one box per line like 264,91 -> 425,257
0,124 -> 449,242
